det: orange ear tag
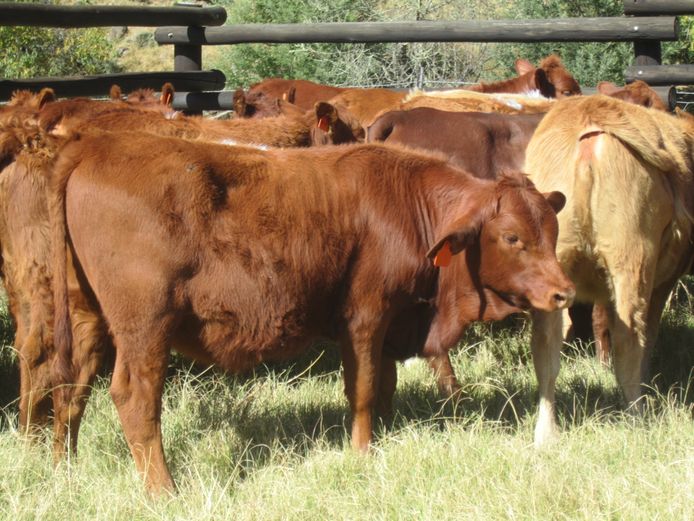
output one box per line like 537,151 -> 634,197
317,116 -> 330,132
433,241 -> 452,268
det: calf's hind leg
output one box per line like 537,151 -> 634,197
52,307 -> 109,460
18,332 -> 53,436
109,324 -> 175,493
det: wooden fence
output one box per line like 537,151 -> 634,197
1,0 -> 693,111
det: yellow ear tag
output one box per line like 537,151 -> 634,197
317,116 -> 330,132
433,241 -> 452,268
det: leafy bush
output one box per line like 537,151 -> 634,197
0,26 -> 119,78
211,0 -> 496,89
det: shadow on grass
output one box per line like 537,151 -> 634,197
650,307 -> 694,404
0,345 -> 19,429
168,305 -> 692,466
2,292 -> 691,466
0,291 -> 19,431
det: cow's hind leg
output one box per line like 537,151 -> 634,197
592,303 -> 613,366
108,325 -> 174,493
609,272 -> 653,412
52,307 -> 108,460
530,309 -> 563,447
17,332 -> 53,437
611,276 -> 675,412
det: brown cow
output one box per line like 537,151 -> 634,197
233,86 -> 304,119
0,92 -> 349,444
49,133 -> 572,491
597,80 -> 667,112
244,78 -> 347,112
366,107 -> 548,395
524,95 -> 694,446
108,82 -> 175,112
41,100 -> 317,148
367,108 -> 544,178
0,121 -> 110,444
1,88 -> 56,115
469,55 -> 582,99
315,90 -> 553,146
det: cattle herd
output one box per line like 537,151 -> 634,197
0,54 -> 692,493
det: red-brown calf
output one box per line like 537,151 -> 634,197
50,134 -> 572,492
469,55 -> 582,98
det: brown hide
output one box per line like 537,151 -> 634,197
512,54 -> 582,99
597,80 -> 667,112
42,102 -> 316,148
311,101 -> 366,145
469,54 -> 582,98
366,108 -> 544,179
323,88 -> 407,127
245,78 -> 347,112
315,90 -> 550,147
0,124 -> 55,433
0,122 -> 109,451
50,135 -> 572,492
401,90 -> 556,115
38,96 -> 181,136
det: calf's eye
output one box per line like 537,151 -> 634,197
504,234 -> 519,245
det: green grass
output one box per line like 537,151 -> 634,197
0,293 -> 692,520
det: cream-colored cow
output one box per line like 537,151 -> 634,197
524,94 -> 694,446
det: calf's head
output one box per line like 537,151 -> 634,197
428,173 -> 575,312
311,102 -> 365,145
516,55 -> 582,99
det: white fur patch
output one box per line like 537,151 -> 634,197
219,139 -> 269,150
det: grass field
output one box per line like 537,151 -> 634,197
0,289 -> 692,520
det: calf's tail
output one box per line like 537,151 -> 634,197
49,139 -> 80,394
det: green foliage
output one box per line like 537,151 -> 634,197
664,15 -> 694,65
0,26 -> 119,78
492,0 -> 633,86
211,0 -> 495,89
210,0 -> 693,90
211,0 -> 376,87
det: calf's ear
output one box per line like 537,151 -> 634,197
543,191 -> 566,214
109,84 -> 123,101
161,82 -> 175,107
515,58 -> 535,76
597,81 -> 619,96
427,213 -> 485,267
315,102 -> 337,132
232,88 -> 247,117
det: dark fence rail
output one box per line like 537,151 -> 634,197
626,64 -> 694,85
0,1 -> 692,108
624,0 -> 694,15
0,71 -> 226,100
0,2 -> 226,27
172,85 -> 678,112
155,17 -> 678,45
